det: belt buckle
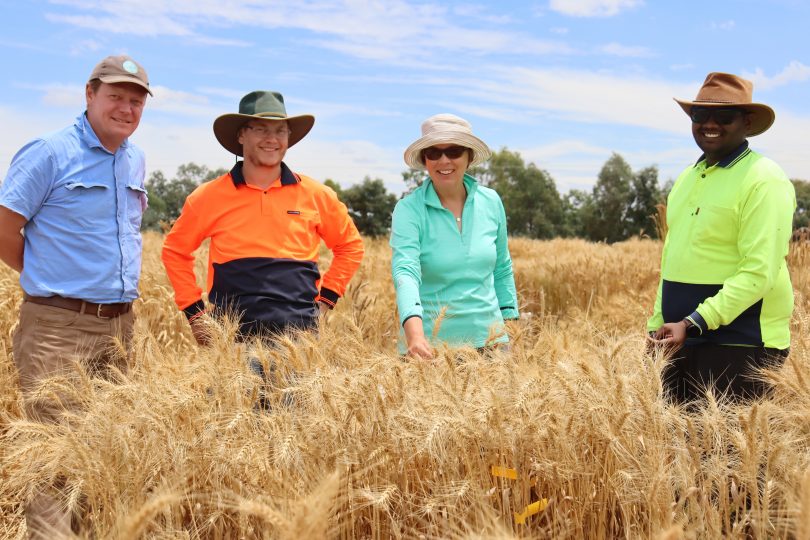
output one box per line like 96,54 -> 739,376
96,303 -> 113,319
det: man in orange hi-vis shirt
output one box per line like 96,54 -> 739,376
162,91 -> 364,345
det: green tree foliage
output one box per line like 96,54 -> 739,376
582,154 -> 663,242
792,179 -> 810,229
560,189 -> 593,238
401,168 -> 426,196
323,179 -> 342,196
583,153 -> 633,243
627,165 -> 662,238
140,152 -> 671,242
336,177 -> 398,238
142,163 -> 226,230
473,149 -> 564,239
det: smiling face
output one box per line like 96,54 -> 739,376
85,81 -> 147,152
690,106 -> 751,166
238,119 -> 290,169
423,144 -> 471,188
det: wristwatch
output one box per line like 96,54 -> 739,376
682,317 -> 702,338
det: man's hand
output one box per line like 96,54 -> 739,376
189,314 -> 213,346
317,300 -> 331,318
647,321 -> 688,350
403,317 -> 434,361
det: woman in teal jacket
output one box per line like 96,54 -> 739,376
391,113 -> 519,359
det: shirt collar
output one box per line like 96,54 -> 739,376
424,173 -> 479,209
229,161 -> 299,188
77,112 -> 129,153
694,140 -> 750,169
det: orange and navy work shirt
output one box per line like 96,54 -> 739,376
161,161 -> 364,334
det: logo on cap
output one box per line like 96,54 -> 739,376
122,60 -> 139,74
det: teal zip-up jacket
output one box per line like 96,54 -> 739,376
391,174 -> 519,350
647,143 -> 796,349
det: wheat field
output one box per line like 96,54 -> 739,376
1,233 -> 809,539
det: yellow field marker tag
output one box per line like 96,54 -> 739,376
514,499 -> 549,525
490,466 -> 518,480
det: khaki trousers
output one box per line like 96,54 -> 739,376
11,300 -> 134,539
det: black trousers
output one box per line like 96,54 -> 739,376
662,344 -> 788,405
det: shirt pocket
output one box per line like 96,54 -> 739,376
694,204 -> 737,245
125,184 -> 147,232
284,209 -> 320,253
62,181 -> 110,227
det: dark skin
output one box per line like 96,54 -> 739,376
691,106 -> 751,166
648,106 -> 751,349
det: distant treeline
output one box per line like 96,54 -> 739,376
142,151 -> 810,242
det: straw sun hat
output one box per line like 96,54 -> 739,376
403,113 -> 492,170
674,72 -> 775,136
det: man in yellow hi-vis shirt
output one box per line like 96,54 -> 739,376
648,72 -> 796,405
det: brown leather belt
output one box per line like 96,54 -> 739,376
23,293 -> 132,319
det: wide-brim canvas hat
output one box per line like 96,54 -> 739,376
404,113 -> 492,170
213,90 -> 315,156
674,72 -> 775,136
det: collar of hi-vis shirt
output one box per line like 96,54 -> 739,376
693,140 -> 750,170
229,161 -> 300,188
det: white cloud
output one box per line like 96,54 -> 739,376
754,111 -> 810,182
18,82 -> 220,118
598,42 -> 653,58
452,4 -> 512,24
196,87 -> 246,100
45,0 -> 573,60
550,27 -> 569,35
548,0 -> 643,17
289,98 -> 403,119
69,38 -> 103,56
710,20 -> 736,30
147,86 -> 219,117
45,12 -> 193,36
0,102 -> 406,193
516,140 -> 697,191
743,61 -> 810,91
457,66 -> 693,135
38,84 -> 85,108
136,124 -> 406,193
288,139 -> 404,192
0,106 -> 78,167
434,102 -> 538,124
192,36 -> 251,47
522,139 -> 611,160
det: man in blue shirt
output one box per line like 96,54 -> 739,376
0,54 -> 151,538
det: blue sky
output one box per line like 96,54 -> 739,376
1,0 -> 808,194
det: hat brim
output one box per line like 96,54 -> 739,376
404,132 -> 492,170
674,98 -> 775,136
97,75 -> 153,96
213,113 -> 315,156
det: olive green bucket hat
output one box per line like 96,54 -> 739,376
213,90 -> 315,156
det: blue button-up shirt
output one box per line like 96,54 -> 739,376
0,113 -> 146,303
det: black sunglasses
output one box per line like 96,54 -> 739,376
422,145 -> 468,161
690,107 -> 748,125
